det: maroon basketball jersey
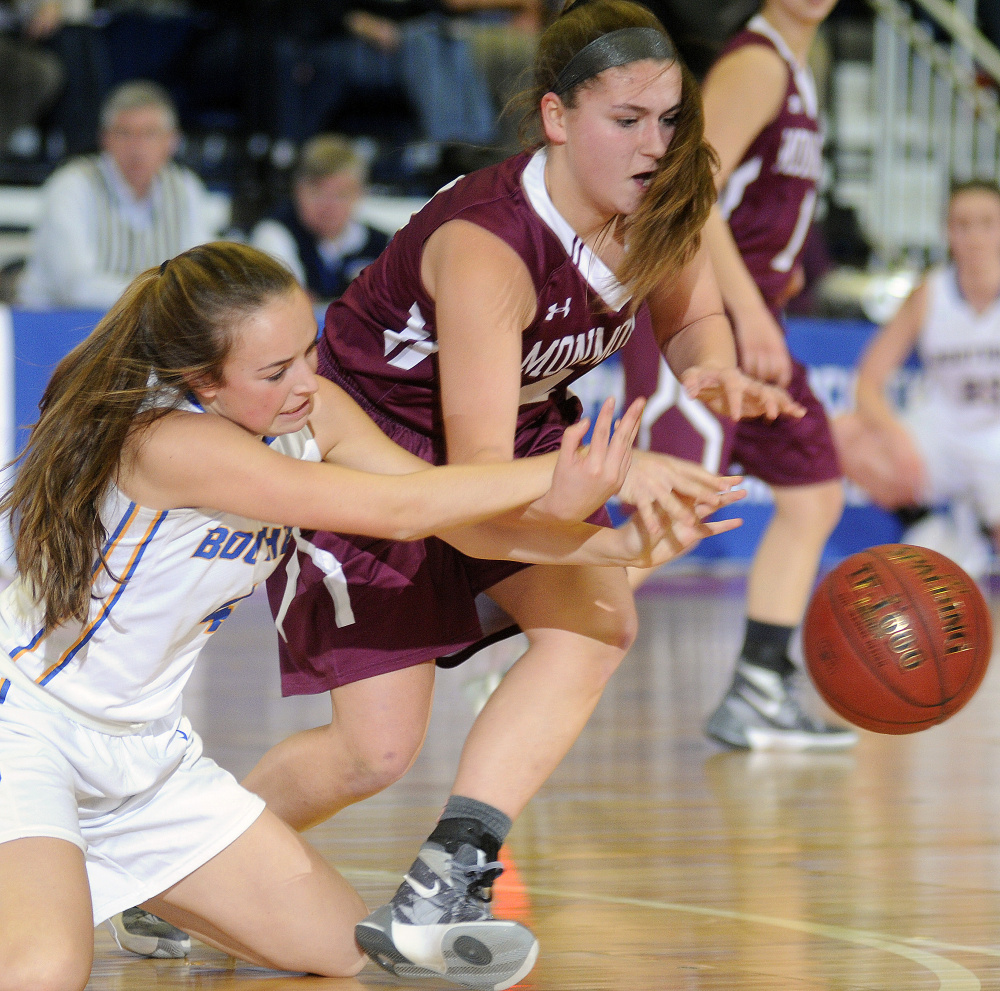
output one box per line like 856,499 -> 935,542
717,14 -> 823,314
323,149 -> 644,436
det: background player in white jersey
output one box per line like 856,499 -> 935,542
0,241 -> 743,991
833,180 -> 1000,569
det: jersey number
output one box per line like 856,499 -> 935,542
771,189 -> 816,274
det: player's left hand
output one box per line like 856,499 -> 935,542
619,450 -> 745,540
530,396 -> 644,522
680,365 -> 806,422
618,497 -> 744,570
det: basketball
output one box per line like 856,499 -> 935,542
803,543 -> 993,734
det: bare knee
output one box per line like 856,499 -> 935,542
572,586 -> 640,666
0,943 -> 92,991
560,597 -> 638,684
590,586 -> 639,656
344,743 -> 419,797
328,724 -> 426,802
338,949 -> 368,978
616,596 -> 639,654
310,950 -> 367,979
254,941 -> 366,980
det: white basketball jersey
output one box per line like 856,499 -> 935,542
0,404 -> 320,725
918,266 -> 1000,430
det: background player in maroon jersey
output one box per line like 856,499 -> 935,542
622,0 -> 856,752
242,3 -> 803,986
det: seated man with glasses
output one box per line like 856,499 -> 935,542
19,79 -> 217,309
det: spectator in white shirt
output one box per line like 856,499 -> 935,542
19,79 -> 216,309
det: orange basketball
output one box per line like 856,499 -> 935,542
803,544 -> 993,734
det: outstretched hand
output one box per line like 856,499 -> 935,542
530,397 -> 645,522
680,365 -> 806,423
619,449 -> 745,540
617,492 -> 744,570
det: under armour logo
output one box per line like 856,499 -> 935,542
544,297 -> 572,321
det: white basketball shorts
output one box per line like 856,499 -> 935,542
904,402 -> 1000,524
0,681 -> 265,925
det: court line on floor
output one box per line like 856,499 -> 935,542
528,886 -> 981,991
348,870 -> 982,991
901,936 -> 1000,959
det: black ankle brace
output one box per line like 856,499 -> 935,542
427,816 -> 502,863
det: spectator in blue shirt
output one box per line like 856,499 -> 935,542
251,134 -> 389,304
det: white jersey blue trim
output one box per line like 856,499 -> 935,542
0,395 -> 321,725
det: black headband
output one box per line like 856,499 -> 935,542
552,26 -> 676,96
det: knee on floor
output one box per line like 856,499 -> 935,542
0,944 -> 92,991
307,948 -> 368,979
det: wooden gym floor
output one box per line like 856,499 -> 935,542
86,571 -> 1000,991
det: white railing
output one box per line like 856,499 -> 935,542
864,0 -> 1000,264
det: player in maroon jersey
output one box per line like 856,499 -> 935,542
243,2 -> 803,986
622,0 -> 856,752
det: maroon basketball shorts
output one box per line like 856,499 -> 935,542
729,359 -> 842,486
265,372 -> 610,696
621,328 -> 841,485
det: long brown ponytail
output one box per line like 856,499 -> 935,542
517,0 -> 718,306
2,241 -> 299,629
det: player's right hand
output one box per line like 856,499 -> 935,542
616,498 -> 744,569
680,365 -> 805,423
733,307 -> 793,387
619,450 -> 745,541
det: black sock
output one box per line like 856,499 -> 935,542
426,795 -> 511,863
895,504 -> 931,528
740,618 -> 795,678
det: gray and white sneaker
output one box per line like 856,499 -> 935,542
105,907 -> 191,958
705,661 -> 859,751
355,841 -> 538,990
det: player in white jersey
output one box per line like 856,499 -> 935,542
0,241 -> 744,991
834,181 -> 1000,562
